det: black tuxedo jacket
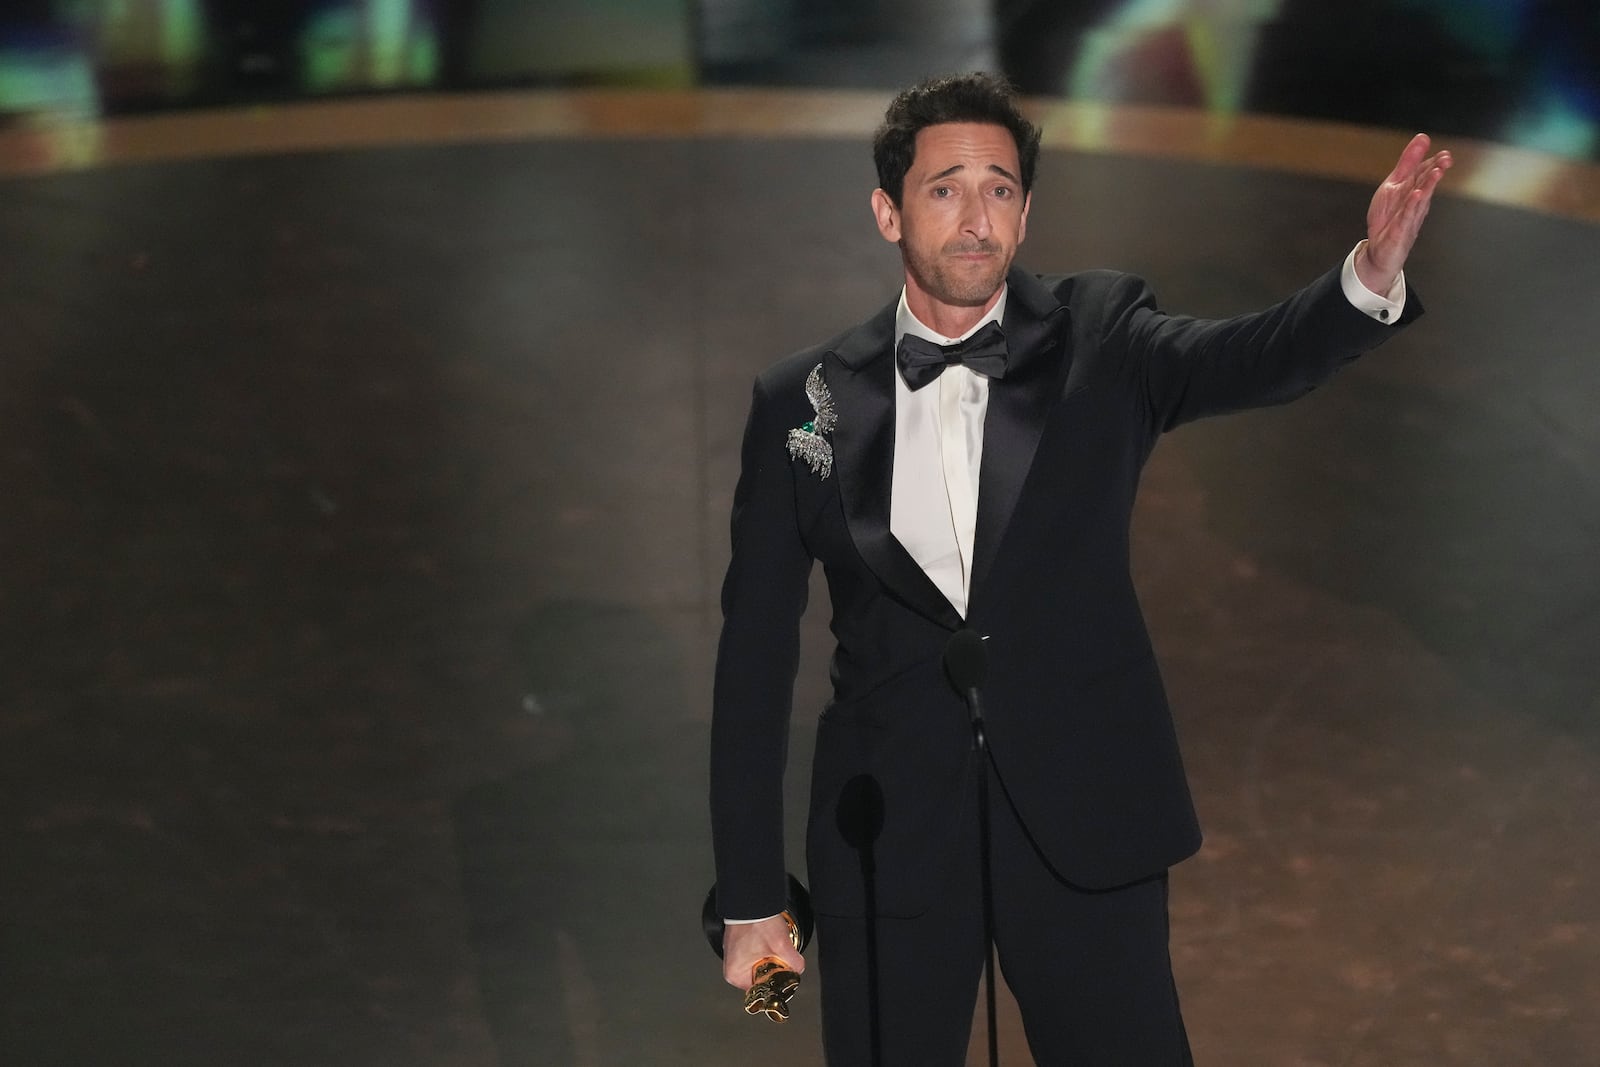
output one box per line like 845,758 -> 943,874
711,264 -> 1420,921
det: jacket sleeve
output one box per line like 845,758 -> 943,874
1101,265 -> 1423,433
709,373 -> 815,920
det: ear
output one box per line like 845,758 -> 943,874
870,188 -> 901,243
1017,190 -> 1031,245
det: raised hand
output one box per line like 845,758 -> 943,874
1356,133 -> 1453,295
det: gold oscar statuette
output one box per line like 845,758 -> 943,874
703,875 -> 815,1024
740,912 -> 805,1021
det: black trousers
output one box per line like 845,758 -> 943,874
813,762 -> 1193,1066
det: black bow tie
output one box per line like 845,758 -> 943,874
896,320 -> 1009,391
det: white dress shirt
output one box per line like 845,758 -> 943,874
889,289 -> 1008,618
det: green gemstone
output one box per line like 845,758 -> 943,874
802,421 -> 814,432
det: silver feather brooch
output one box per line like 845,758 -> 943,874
785,363 -> 836,478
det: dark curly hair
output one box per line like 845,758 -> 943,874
872,72 -> 1042,206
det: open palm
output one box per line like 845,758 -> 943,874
1357,133 -> 1453,294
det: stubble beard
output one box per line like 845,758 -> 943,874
901,239 -> 1010,308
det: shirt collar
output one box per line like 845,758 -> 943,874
895,285 -> 1009,349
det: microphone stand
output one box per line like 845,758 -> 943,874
945,630 -> 999,1067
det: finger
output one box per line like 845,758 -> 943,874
1384,133 -> 1432,184
1413,153 -> 1452,191
1381,158 -> 1446,232
1414,167 -> 1452,206
1393,144 -> 1453,198
1410,160 -> 1450,206
763,951 -> 804,975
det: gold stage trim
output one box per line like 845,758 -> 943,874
2,88 -> 1596,225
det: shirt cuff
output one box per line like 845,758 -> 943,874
723,915 -> 781,925
1341,240 -> 1406,324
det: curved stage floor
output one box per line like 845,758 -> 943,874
2,92 -> 1598,1065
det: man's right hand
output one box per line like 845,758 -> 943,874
721,915 -> 805,989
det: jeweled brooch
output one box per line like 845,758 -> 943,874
785,363 -> 836,478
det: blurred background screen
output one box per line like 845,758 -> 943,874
0,1 -> 1595,159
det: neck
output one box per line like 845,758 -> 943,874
903,280 -> 1004,339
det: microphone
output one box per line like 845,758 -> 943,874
944,629 -> 989,748
943,628 -> 988,695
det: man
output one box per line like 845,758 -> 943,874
710,72 -> 1450,1065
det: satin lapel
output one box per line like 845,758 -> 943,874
828,306 -> 964,631
970,270 -> 1071,604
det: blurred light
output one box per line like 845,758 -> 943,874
0,44 -> 95,115
0,39 -> 102,169
1069,0 -> 1283,114
300,1 -> 440,94
1456,142 -> 1575,210
1503,97 -> 1597,160
56,0 -> 208,100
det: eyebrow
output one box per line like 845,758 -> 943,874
927,163 -> 1021,184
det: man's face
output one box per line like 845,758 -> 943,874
872,122 -> 1030,312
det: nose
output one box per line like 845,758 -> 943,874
961,194 -> 992,240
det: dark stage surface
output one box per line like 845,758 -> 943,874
2,98 -> 1599,1065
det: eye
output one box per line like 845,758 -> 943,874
933,186 -> 952,198
992,186 -> 1013,199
